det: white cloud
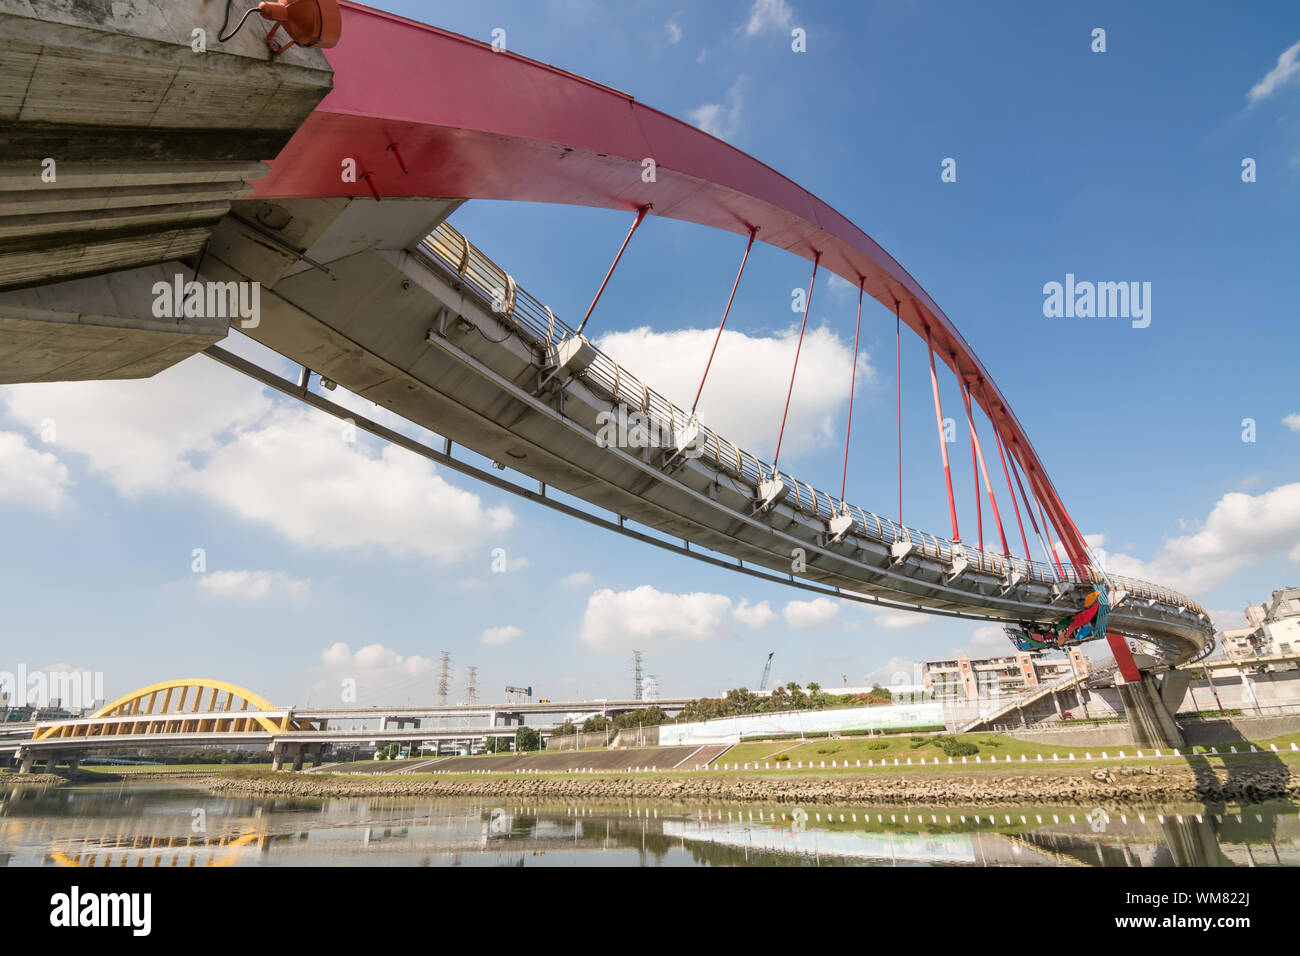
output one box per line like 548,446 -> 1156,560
1207,608 -> 1247,630
319,641 -> 439,702
0,431 -> 70,511
1097,482 -> 1300,595
596,323 -> 870,460
733,598 -> 776,629
743,0 -> 794,37
194,405 -> 513,561
1283,412 -> 1300,432
969,624 -> 1008,652
0,358 -> 514,562
580,585 -> 734,650
1,359 -> 268,496
198,570 -> 310,601
864,655 -> 920,688
874,612 -> 928,630
560,570 -> 594,587
936,624 -> 1013,661
783,597 -> 840,630
481,624 -> 522,645
666,15 -> 682,45
1248,39 -> 1300,104
686,75 -> 746,140
322,641 -> 436,674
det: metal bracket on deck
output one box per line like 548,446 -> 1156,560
753,473 -> 790,515
943,543 -> 967,580
535,333 -> 597,395
998,565 -> 1024,595
827,509 -> 854,545
657,416 -> 702,474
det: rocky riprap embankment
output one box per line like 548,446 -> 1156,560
188,763 -> 1300,807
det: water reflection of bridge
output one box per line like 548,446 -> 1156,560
4,783 -> 1297,867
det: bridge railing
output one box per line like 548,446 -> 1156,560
416,221 -> 1208,626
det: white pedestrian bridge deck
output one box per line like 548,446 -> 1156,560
201,200 -> 1211,666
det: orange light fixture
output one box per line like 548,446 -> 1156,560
257,0 -> 341,53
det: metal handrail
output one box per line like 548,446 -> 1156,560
416,221 -> 1209,625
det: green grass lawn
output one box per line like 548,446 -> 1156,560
706,730 -> 1300,771
78,763 -> 246,774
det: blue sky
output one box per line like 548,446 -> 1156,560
1,0 -> 1297,709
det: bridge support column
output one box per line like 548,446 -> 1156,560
1116,666 -> 1186,749
65,753 -> 81,774
17,751 -> 34,775
270,745 -> 285,772
1159,670 -> 1192,717
291,746 -> 305,772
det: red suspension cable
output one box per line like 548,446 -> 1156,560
962,379 -> 1011,556
575,204 -> 649,336
990,413 -> 1032,562
960,376 -> 983,551
773,251 -> 820,467
1036,494 -> 1067,580
968,379 -> 1010,556
839,278 -> 865,500
693,226 -> 757,413
925,327 -> 960,542
896,301 -> 902,527
1008,445 -> 1060,578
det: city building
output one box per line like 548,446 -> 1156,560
921,650 -> 1082,700
1220,587 -> 1300,661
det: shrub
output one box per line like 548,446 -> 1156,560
940,740 -> 979,757
868,741 -> 888,750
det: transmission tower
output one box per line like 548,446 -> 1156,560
632,650 -> 643,700
466,666 -> 478,704
437,651 -> 452,705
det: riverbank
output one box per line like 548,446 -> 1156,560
131,760 -> 1300,807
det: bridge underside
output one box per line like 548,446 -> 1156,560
192,196 -> 1209,664
0,190 -> 1213,668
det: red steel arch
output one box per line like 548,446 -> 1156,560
253,1 -> 1091,569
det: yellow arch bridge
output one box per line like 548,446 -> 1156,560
2,678 -> 522,773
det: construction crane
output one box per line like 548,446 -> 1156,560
759,652 -> 774,692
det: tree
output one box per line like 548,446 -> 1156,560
613,706 -> 668,730
762,685 -> 789,712
581,715 -> 611,734
786,682 -> 808,710
516,726 -> 540,752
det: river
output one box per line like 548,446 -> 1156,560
1,781 -> 1296,867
